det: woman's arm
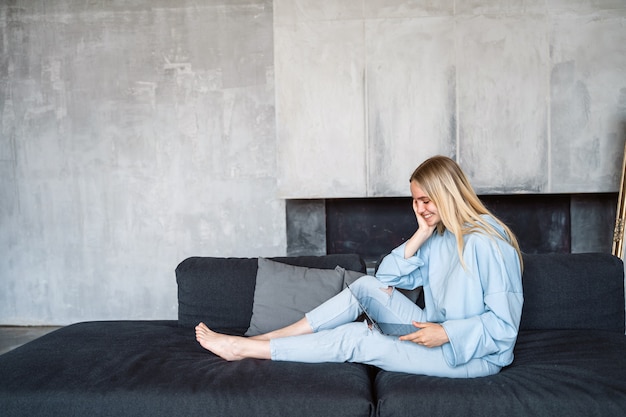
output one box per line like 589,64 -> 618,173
376,199 -> 437,288
375,243 -> 424,289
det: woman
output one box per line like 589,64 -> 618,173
196,155 -> 524,378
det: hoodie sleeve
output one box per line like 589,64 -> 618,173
375,241 -> 427,290
440,234 -> 523,367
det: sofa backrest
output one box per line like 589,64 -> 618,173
176,252 -> 625,334
175,254 -> 366,333
520,252 -> 625,333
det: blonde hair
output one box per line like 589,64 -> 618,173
410,155 -> 523,270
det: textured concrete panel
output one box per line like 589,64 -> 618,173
364,0 -> 454,18
456,0 -> 547,15
275,1 -> 625,198
274,0 -> 455,23
547,0 -> 626,13
549,10 -> 626,192
4,0 -> 626,325
273,0 -> 364,25
0,1 -> 281,325
366,17 -> 456,196
457,14 -> 548,193
275,20 -> 366,198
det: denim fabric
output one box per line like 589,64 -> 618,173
270,275 -> 499,378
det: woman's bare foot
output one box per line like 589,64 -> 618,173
248,317 -> 313,341
195,322 -> 271,361
195,322 -> 246,361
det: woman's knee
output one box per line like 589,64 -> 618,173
331,322 -> 375,359
350,275 -> 392,302
351,275 -> 386,292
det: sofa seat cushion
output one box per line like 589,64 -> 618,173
374,329 -> 626,417
0,321 -> 375,417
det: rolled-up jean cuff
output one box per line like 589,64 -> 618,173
304,312 -> 319,332
269,339 -> 278,360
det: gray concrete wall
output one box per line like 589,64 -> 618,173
275,0 -> 626,197
1,1 -> 281,325
1,0 -> 625,325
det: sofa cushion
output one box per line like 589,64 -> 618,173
341,266 -> 368,285
520,253 -> 625,332
245,259 -> 346,336
176,257 -> 258,333
0,321 -> 375,417
176,254 -> 366,332
374,329 -> 626,417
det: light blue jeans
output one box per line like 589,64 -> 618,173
269,275 -> 500,378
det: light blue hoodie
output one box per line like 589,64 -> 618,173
375,215 -> 524,368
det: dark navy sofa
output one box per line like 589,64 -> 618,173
1,252 -> 625,416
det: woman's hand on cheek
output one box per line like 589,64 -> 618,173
412,200 -> 425,228
413,200 -> 436,234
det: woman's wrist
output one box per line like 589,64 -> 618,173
404,229 -> 429,258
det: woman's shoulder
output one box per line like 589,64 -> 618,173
464,215 -> 510,246
477,213 -> 501,228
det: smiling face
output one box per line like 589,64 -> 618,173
410,180 -> 442,227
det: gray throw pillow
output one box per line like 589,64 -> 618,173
339,266 -> 367,286
245,258 -> 346,336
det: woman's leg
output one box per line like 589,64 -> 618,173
194,281 -> 359,359
270,321 -> 500,378
306,275 -> 425,332
249,275 -> 423,342
196,275 -> 423,362
249,317 -> 313,341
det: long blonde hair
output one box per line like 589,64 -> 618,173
410,155 -> 523,270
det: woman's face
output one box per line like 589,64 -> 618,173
410,181 -> 441,227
